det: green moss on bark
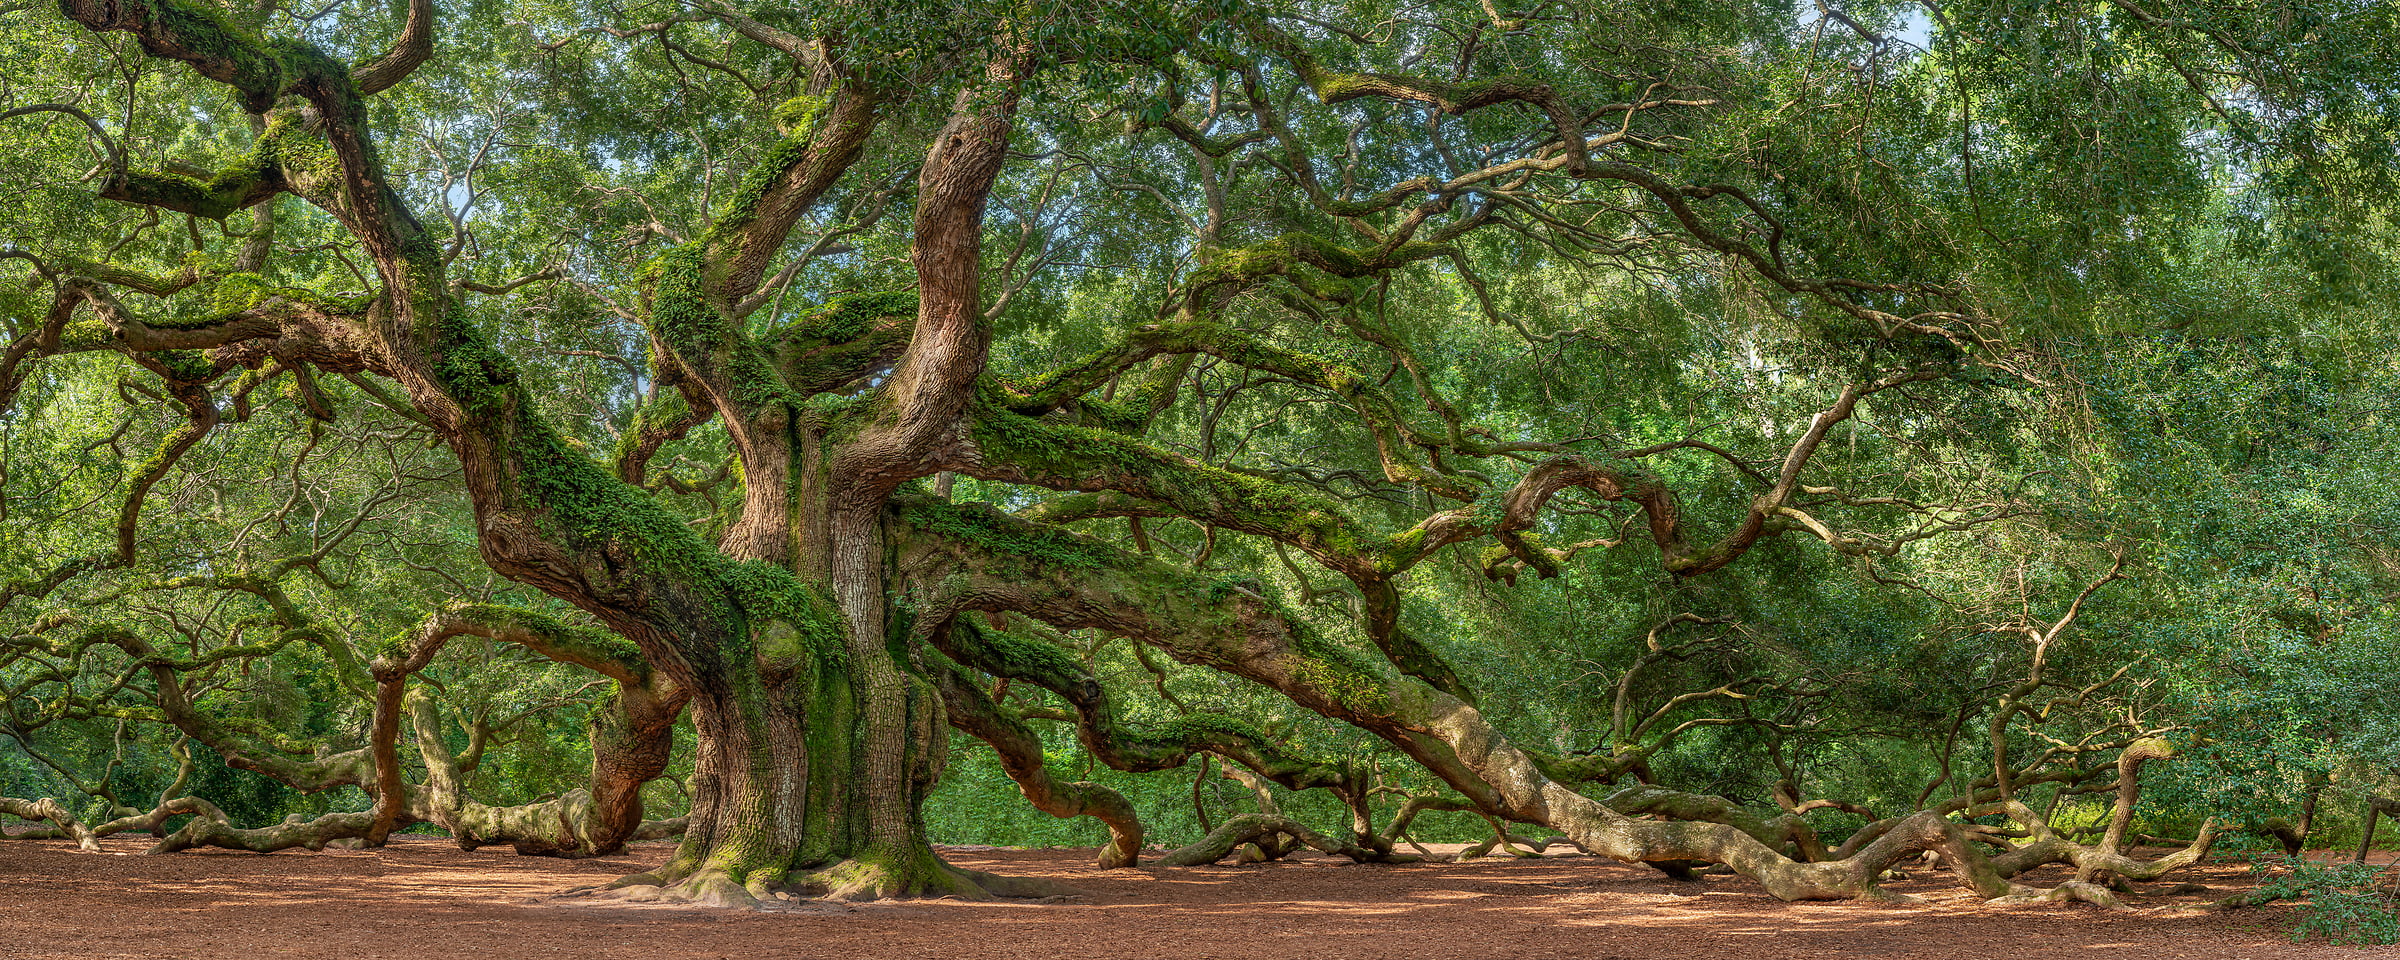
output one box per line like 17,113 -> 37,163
901,500 -> 1114,572
644,244 -> 796,409
969,403 -> 1374,562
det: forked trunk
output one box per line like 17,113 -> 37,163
616,496 -> 1053,904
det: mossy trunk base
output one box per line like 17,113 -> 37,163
569,661 -> 1074,907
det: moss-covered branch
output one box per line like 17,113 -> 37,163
960,409 -> 1386,579
895,500 -> 2163,901
1233,15 -> 1592,170
765,290 -> 917,394
28,619 -> 378,793
999,320 -> 1482,503
59,0 -> 303,112
699,86 -> 883,304
104,157 -> 285,220
926,650 -> 1144,868
932,619 -> 1362,795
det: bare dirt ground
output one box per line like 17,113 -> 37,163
0,835 -> 2380,959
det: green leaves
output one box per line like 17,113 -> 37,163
2253,856 -> 2400,946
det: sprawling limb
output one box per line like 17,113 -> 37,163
368,604 -> 688,857
2078,737 -> 2174,883
1,790 -> 394,856
150,808 -> 383,854
5,587 -> 697,859
929,613 -> 1358,792
1157,812 -> 1383,866
968,353 -> 1973,711
975,360 -> 1956,586
903,503 -> 2221,901
1982,798 -> 2219,885
2257,770 -> 2330,856
12,619 -> 380,792
0,778 -> 366,856
0,797 -> 100,850
926,612 -> 1405,861
895,500 -> 1997,900
1988,555 -> 2129,804
927,650 -> 1144,868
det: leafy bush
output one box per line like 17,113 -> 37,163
2251,856 -> 2400,946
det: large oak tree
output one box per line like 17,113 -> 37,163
4,0 -> 2392,907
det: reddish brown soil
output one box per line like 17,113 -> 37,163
0,836 -> 2373,959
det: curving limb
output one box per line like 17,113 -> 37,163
926,614 -> 1402,860
368,604 -> 688,857
1156,812 -> 1385,867
149,808 -> 383,854
0,797 -> 101,851
350,0 -> 433,95
926,649 -> 1145,868
2354,796 -> 2400,865
896,502 -> 2225,902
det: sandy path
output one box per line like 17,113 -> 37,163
0,837 -> 2366,959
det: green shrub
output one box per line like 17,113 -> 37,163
2251,856 -> 2400,946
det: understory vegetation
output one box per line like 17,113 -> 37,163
4,0 -> 2400,939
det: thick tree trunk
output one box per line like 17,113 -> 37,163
629,61 -> 1043,903
615,494 -> 1062,905
620,640 -> 1056,904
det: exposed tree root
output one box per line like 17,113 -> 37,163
579,849 -> 1082,910
1988,880 -> 2129,910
